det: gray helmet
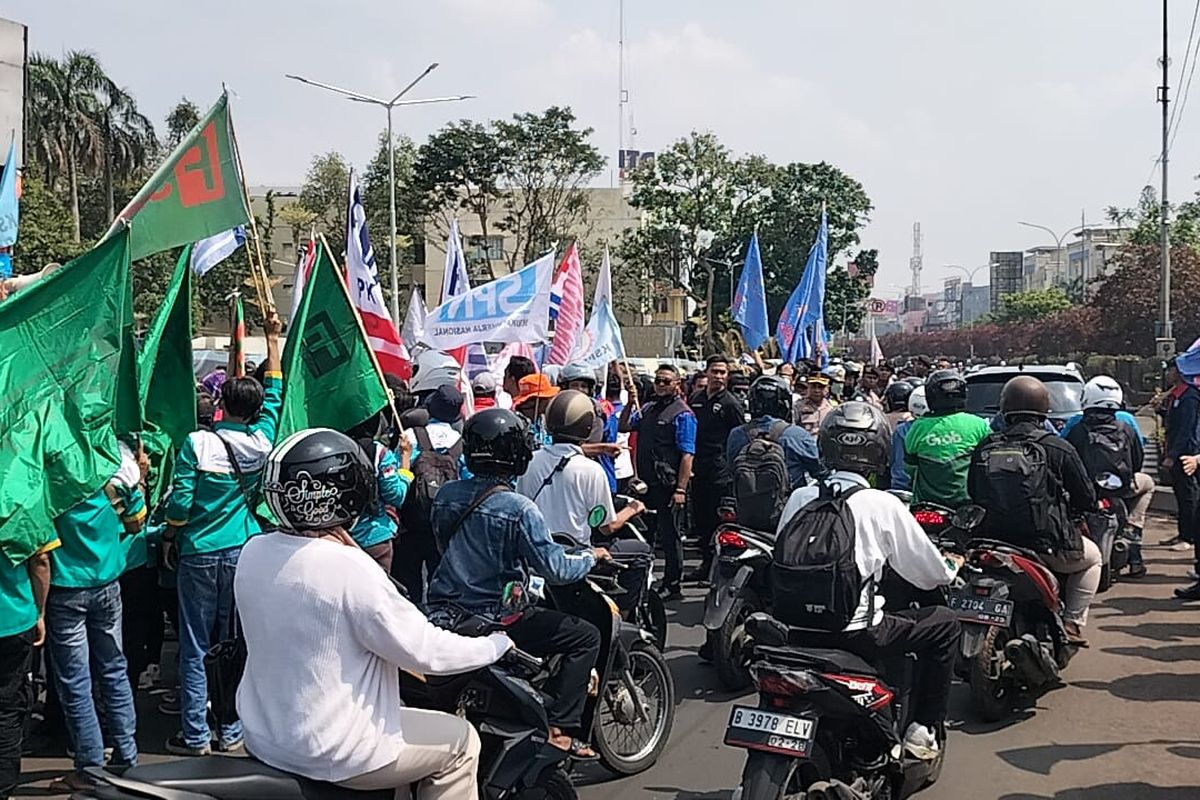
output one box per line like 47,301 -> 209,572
559,363 -> 598,391
818,401 -> 891,477
1000,375 -> 1051,420
545,389 -> 597,444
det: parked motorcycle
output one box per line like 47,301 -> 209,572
948,506 -> 1080,722
729,613 -> 946,800
77,633 -> 572,800
703,504 -> 776,690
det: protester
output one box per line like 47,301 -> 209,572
905,370 -> 990,508
726,375 -> 821,492
605,372 -> 636,491
471,372 -> 498,412
163,314 -> 283,756
241,429 -> 512,800
687,355 -> 747,583
346,410 -> 414,573
856,366 -> 884,408
619,364 -> 696,600
45,441 -> 147,789
796,373 -> 836,434
889,385 -> 927,492
1163,359 -> 1200,560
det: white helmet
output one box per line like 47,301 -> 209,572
1082,375 -> 1123,411
908,385 -> 929,417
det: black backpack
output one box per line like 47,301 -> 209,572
732,421 -> 790,532
974,431 -> 1055,541
771,483 -> 865,631
1079,418 -> 1133,491
400,427 -> 463,538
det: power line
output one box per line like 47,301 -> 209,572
1168,0 -> 1200,137
1169,0 -> 1200,152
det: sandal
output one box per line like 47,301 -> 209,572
49,773 -> 95,793
565,738 -> 599,761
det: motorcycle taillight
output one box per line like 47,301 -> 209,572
913,509 -> 947,527
749,664 -> 823,697
1098,498 -> 1112,511
717,530 -> 748,550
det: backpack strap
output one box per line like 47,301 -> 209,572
414,426 -> 433,453
767,420 -> 790,442
214,431 -> 256,511
444,483 -> 510,547
531,453 -> 579,501
447,437 -> 464,460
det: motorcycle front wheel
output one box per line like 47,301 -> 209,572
513,767 -> 576,799
593,640 -> 675,775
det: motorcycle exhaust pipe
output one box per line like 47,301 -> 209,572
1111,538 -> 1131,573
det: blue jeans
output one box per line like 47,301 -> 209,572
45,582 -> 138,771
177,547 -> 242,748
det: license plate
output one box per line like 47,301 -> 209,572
948,591 -> 1014,626
724,706 -> 816,756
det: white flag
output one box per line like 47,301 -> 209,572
441,218 -> 470,304
191,226 -> 246,276
403,286 -> 428,348
570,248 -> 626,367
425,253 -> 556,349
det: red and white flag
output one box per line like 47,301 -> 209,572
346,169 -> 411,379
288,233 -> 317,327
546,242 -> 584,365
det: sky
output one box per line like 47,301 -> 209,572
7,0 -> 1195,293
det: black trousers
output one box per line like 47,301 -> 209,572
805,607 -> 961,728
691,475 -> 731,573
648,486 -> 684,589
119,566 -> 165,686
604,539 -> 653,614
0,628 -> 33,800
391,530 -> 441,608
1172,461 -> 1200,547
505,607 -> 600,731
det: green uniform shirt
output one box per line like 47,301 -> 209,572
165,374 -> 283,556
904,412 -> 992,508
0,538 -> 58,638
51,482 -> 147,589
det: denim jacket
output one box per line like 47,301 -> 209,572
426,477 -> 596,616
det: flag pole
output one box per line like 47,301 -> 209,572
225,89 -> 276,316
318,233 -> 404,431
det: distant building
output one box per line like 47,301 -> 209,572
1065,225 -> 1128,295
1022,245 -> 1063,292
0,18 -> 25,171
989,251 -> 1023,311
961,283 -> 991,325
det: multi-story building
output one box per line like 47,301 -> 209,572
1022,245 -> 1064,292
1065,225 -> 1127,294
960,282 -> 991,325
989,251 -> 1023,312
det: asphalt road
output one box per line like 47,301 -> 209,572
577,516 -> 1200,800
16,517 -> 1200,800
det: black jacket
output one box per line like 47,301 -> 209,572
1064,410 -> 1144,493
968,420 -> 1096,554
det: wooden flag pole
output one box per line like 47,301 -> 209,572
318,233 -> 404,433
225,91 -> 276,316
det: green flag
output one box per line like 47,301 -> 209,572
278,238 -> 389,442
109,93 -> 250,261
0,229 -> 137,564
138,246 -> 197,504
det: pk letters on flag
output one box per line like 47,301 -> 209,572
425,253 -> 555,349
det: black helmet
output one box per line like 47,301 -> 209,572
1000,375 -> 1051,420
263,428 -> 377,531
925,369 -> 967,413
818,401 -> 891,476
463,408 -> 536,477
545,389 -> 598,444
749,375 -> 793,419
883,380 -> 914,413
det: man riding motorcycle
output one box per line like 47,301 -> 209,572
904,369 -> 991,507
968,376 -> 1100,645
777,403 -> 962,760
725,375 -> 822,490
238,429 -> 513,800
426,408 -> 609,759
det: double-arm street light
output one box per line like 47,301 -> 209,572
1017,220 -> 1087,289
285,64 -> 474,322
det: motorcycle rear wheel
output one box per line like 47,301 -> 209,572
514,767 -> 576,799
716,589 -> 760,691
594,640 -> 675,775
969,626 -> 1013,722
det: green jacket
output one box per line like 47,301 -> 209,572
904,412 -> 991,507
165,374 -> 283,555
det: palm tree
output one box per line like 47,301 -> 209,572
96,81 -> 157,222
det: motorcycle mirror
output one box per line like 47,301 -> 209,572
1095,472 -> 1123,492
627,478 -> 649,497
952,504 -> 987,531
888,489 -> 913,505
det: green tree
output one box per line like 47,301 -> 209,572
414,120 -> 504,253
96,79 -> 157,222
298,151 -> 350,258
825,248 -> 879,335
494,106 -> 605,269
165,98 -> 201,148
11,175 -> 86,272
279,203 -> 317,252
990,287 -> 1073,324
362,131 -> 419,286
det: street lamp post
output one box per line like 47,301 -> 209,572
285,65 -> 474,322
1017,221 -> 1087,289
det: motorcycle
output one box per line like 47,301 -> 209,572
1086,472 -> 1131,592
703,503 -> 776,691
729,613 -> 946,799
609,481 -> 668,650
77,634 -> 572,800
948,506 -> 1080,723
545,538 -> 677,775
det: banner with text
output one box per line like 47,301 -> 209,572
424,253 -> 555,349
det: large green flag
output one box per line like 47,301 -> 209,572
278,238 -> 389,442
109,93 -> 249,261
138,246 -> 197,504
0,230 -> 138,564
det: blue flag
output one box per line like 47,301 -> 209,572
799,208 -> 829,332
733,232 -> 769,350
0,135 -> 18,249
190,225 -> 246,276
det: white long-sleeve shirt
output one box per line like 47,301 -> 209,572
234,532 -> 510,782
777,471 -> 957,631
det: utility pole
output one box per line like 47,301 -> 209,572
1159,0 -> 1175,357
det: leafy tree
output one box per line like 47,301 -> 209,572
824,249 -> 879,336
989,287 -> 1073,325
298,151 -> 350,257
1089,244 -> 1200,354
414,120 -> 504,252
165,98 -> 201,148
11,175 -> 86,272
279,203 -> 317,252
494,106 -> 605,269
362,131 -> 419,284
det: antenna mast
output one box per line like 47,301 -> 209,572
909,222 -> 923,298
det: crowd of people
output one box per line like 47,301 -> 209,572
2,316 -> 1190,799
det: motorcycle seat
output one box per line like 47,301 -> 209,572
121,756 -> 392,800
967,537 -> 1045,562
754,644 -> 881,677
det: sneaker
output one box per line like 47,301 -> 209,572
214,737 -> 244,753
683,568 -> 710,585
158,692 -> 180,716
165,733 -> 211,757
138,664 -> 161,690
1188,569 -> 1199,580
902,723 -> 939,760
1126,564 -> 1148,579
658,585 -> 683,602
1176,582 -> 1200,601
1171,542 -> 1194,552
1162,535 -> 1184,547
48,772 -> 96,793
